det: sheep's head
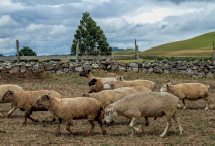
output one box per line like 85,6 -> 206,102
160,82 -> 172,92
113,76 -> 124,81
2,89 -> 14,102
104,104 -> 117,124
79,70 -> 91,77
88,78 -> 97,86
37,93 -> 50,105
103,82 -> 114,90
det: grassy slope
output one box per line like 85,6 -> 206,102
141,31 -> 215,57
112,31 -> 215,57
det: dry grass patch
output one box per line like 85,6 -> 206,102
0,70 -> 215,144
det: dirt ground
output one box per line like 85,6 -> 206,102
0,70 -> 215,144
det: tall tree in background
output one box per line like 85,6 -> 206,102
71,12 -> 112,55
18,46 -> 37,56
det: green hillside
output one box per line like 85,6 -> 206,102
141,31 -> 215,57
112,49 -> 135,56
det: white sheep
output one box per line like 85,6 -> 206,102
160,82 -> 213,110
2,90 -> 62,125
36,94 -> 106,137
83,86 -> 152,126
104,92 -> 183,137
0,84 -> 24,118
79,70 -> 124,93
103,80 -> 155,91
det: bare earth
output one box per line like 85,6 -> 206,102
0,70 -> 215,144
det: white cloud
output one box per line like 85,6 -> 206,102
0,15 -> 19,27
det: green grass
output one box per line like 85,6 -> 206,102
112,50 -> 136,56
141,31 -> 215,57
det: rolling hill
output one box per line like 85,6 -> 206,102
141,31 -> 215,57
112,31 -> 215,57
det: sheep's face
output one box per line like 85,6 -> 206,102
113,76 -> 124,81
2,90 -> 13,102
37,94 -> 50,105
88,79 -> 97,86
79,70 -> 91,77
103,83 -> 114,90
104,105 -> 117,123
160,82 -> 171,92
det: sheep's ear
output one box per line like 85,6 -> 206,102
88,70 -> 91,73
82,93 -> 90,97
47,92 -> 50,95
110,83 -> 114,86
45,94 -> 50,100
7,89 -> 14,94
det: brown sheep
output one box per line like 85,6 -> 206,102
102,80 -> 155,91
2,90 -> 62,125
0,84 -> 24,118
104,92 -> 183,137
37,94 -> 106,137
83,86 -> 152,126
80,70 -> 124,93
160,82 -> 213,110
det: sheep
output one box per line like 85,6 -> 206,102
0,84 -> 24,118
79,70 -> 124,93
2,90 -> 62,125
101,80 -> 155,91
104,92 -> 183,137
160,82 -> 213,110
83,86 -> 152,126
36,94 -> 106,137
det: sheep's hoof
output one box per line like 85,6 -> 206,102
204,108 -> 208,111
160,134 -> 165,138
84,132 -> 90,137
138,126 -> 143,133
183,107 -> 186,110
73,132 -> 78,135
129,134 -> 135,138
55,132 -> 61,137
103,130 -> 107,135
34,119 -> 39,122
145,122 -> 149,126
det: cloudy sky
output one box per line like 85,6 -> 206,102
0,0 -> 215,56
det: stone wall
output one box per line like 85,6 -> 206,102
0,59 -> 215,78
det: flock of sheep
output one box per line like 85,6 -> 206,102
0,69 -> 214,138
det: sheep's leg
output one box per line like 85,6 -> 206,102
6,106 -> 18,118
172,113 -> 183,135
84,120 -> 95,137
55,118 -> 62,137
160,117 -> 172,138
204,98 -> 211,111
50,118 -> 56,125
66,122 -> 78,135
129,117 -> 143,137
182,99 -> 186,110
145,117 -> 149,126
177,103 -> 182,109
23,112 -> 28,126
0,113 -> 4,118
96,116 -> 106,135
27,112 -> 39,123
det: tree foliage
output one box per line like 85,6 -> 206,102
71,12 -> 111,55
18,46 -> 37,56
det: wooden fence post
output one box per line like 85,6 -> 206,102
16,40 -> 20,63
135,39 -> 139,62
76,39 -> 79,63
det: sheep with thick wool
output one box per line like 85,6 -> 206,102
160,82 -> 213,110
83,86 -> 152,126
101,79 -> 155,91
36,94 -> 106,137
2,90 -> 62,125
104,92 -> 183,137
79,70 -> 124,93
0,84 -> 24,118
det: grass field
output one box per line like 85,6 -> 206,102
1,70 -> 215,144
